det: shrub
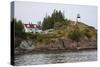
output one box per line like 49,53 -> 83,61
68,31 -> 81,42
82,28 -> 92,38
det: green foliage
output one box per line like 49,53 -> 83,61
51,9 -> 65,22
15,20 -> 24,33
68,31 -> 81,42
26,33 -> 47,43
82,28 -> 92,38
42,9 -> 66,30
81,26 -> 97,39
11,18 -> 26,48
54,21 -> 68,30
42,16 -> 54,30
12,18 -> 25,39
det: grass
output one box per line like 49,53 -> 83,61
24,21 -> 97,46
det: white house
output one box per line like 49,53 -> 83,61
23,23 -> 42,33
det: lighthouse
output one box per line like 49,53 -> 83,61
75,13 -> 80,25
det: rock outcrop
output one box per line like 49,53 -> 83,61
19,37 -> 97,50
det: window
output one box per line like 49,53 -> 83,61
27,25 -> 30,27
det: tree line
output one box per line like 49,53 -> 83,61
42,9 -> 67,30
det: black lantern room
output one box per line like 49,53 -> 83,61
77,13 -> 80,18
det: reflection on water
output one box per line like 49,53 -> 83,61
15,50 -> 97,66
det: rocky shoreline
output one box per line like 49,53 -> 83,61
15,36 -> 97,55
15,47 -> 97,55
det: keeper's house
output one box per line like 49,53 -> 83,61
23,23 -> 42,33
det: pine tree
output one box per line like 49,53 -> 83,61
42,9 -> 65,30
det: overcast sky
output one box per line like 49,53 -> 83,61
14,1 -> 97,28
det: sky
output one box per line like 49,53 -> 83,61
14,1 -> 97,28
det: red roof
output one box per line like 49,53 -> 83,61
24,24 -> 40,29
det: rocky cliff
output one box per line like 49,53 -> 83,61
17,21 -> 97,51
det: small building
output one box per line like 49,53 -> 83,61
23,23 -> 42,33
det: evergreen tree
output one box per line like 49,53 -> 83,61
42,9 -> 65,30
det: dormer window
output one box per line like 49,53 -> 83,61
34,25 -> 37,28
27,25 -> 30,27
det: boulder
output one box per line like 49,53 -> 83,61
20,40 -> 35,50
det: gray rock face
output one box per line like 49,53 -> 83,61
36,38 -> 96,50
46,40 -> 65,50
35,39 -> 77,50
20,40 -> 35,50
19,37 -> 97,50
78,37 -> 97,49
63,39 -> 77,49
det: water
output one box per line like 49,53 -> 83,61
14,50 -> 97,66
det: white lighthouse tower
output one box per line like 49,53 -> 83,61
75,13 -> 81,25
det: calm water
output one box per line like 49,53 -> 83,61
14,50 -> 97,66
